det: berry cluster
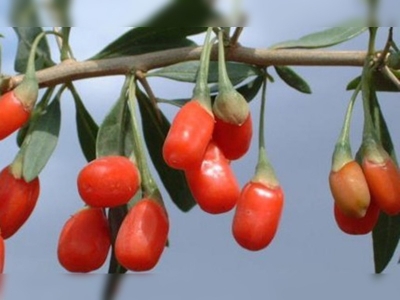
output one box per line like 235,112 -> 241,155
329,67 -> 400,236
163,29 -> 284,251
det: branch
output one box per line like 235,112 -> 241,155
2,46 -> 367,92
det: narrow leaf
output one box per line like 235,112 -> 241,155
236,75 -> 265,103
137,89 -> 196,212
157,98 -> 190,108
271,21 -> 367,49
11,0 -> 41,26
22,97 -> 61,182
16,86 -> 56,147
46,0 -> 72,25
70,84 -> 99,162
13,27 -> 54,73
92,27 -> 206,60
157,75 -> 264,108
140,0 -> 215,27
370,90 -> 400,273
347,71 -> 400,92
149,61 -> 261,85
373,213 -> 400,273
274,66 -> 312,94
96,83 -> 131,158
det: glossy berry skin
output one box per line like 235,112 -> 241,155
362,158 -> 400,215
185,141 -> 240,214
232,182 -> 284,251
0,166 -> 40,239
77,156 -> 140,208
329,161 -> 370,218
213,114 -> 253,160
334,200 -> 380,235
0,91 -> 31,140
0,233 -> 4,273
57,207 -> 111,273
163,100 -> 214,170
115,199 -> 169,272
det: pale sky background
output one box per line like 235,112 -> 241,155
1,1 -> 400,300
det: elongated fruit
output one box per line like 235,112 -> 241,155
0,91 -> 31,140
334,200 -> 380,235
163,100 -> 214,170
213,114 -> 253,160
0,166 -> 40,239
232,181 -> 284,251
115,198 -> 169,272
362,157 -> 400,215
57,207 -> 111,273
185,141 -> 240,214
77,156 -> 140,208
329,160 -> 370,218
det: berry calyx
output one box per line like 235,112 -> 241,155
213,29 -> 250,125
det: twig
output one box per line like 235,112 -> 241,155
2,46 -> 367,93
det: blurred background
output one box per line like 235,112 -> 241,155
1,0 -> 400,299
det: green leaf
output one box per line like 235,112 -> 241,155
45,0 -> 71,25
157,75 -> 264,108
370,90 -> 400,273
373,213 -> 400,273
96,81 -> 131,158
271,21 -> 367,49
274,66 -> 312,94
388,51 -> 400,70
13,27 -> 54,73
92,27 -> 206,60
11,0 -> 41,26
70,84 -> 99,162
347,71 -> 400,92
140,0 -> 216,27
236,75 -> 265,102
137,89 -> 196,212
346,76 -> 361,91
16,87 -> 56,147
22,96 -> 61,182
149,61 -> 261,85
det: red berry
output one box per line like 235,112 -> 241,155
0,166 -> 40,239
0,91 -> 31,140
77,156 -> 140,208
232,182 -> 284,251
163,100 -> 214,170
213,114 -> 253,160
329,160 -> 370,218
362,157 -> 400,215
57,207 -> 111,273
185,141 -> 240,214
115,198 -> 169,272
334,200 -> 380,235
